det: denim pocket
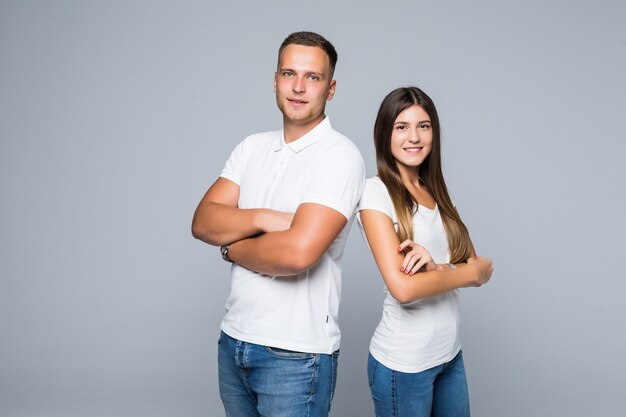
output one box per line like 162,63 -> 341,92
266,346 -> 316,359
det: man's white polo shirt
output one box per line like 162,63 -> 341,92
218,117 -> 365,354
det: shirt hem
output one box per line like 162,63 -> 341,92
369,345 -> 462,373
221,324 -> 339,355
219,173 -> 240,185
300,197 -> 352,220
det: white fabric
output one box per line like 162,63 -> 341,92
357,176 -> 461,373
219,117 -> 365,354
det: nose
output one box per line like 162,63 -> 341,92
292,76 -> 305,94
408,129 -> 421,143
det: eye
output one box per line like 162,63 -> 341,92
281,71 -> 294,77
418,123 -> 431,130
394,124 -> 407,130
307,74 -> 321,81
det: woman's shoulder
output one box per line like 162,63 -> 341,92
360,176 -> 394,214
365,176 -> 388,192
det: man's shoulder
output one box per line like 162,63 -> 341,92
319,127 -> 363,157
236,129 -> 282,152
244,129 -> 282,143
308,128 -> 365,183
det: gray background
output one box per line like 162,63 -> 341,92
1,0 -> 625,416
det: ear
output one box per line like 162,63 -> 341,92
273,72 -> 278,94
327,79 -> 336,101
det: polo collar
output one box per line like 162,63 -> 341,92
273,117 -> 332,152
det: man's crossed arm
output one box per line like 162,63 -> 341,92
192,177 -> 347,276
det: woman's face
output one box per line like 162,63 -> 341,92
390,104 -> 433,174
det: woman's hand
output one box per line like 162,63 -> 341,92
466,256 -> 494,286
398,240 -> 437,275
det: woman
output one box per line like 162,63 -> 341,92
358,87 -> 494,417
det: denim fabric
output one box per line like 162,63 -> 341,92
218,331 -> 339,417
368,351 -> 470,417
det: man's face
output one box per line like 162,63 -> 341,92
274,44 -> 336,131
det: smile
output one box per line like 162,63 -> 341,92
403,147 -> 423,153
287,98 -> 308,105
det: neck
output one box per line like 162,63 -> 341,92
397,163 -> 421,188
283,114 -> 325,143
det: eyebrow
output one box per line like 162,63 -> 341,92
394,119 -> 431,125
278,68 -> 325,78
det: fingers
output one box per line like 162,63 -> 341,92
400,248 -> 433,275
401,250 -> 420,274
408,258 -> 428,275
397,240 -> 438,275
478,261 -> 494,284
398,239 -> 415,253
465,256 -> 495,286
400,251 -> 415,273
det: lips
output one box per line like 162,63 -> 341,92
287,98 -> 308,105
403,147 -> 423,153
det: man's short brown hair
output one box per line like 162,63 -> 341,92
278,31 -> 338,76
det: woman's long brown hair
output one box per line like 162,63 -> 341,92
374,87 -> 472,263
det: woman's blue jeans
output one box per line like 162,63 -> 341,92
218,331 -> 339,417
368,350 -> 470,417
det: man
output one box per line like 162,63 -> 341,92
192,31 -> 365,417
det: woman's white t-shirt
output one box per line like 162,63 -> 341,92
357,176 -> 461,373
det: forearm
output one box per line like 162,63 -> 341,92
228,229 -> 310,276
227,203 -> 347,276
388,264 -> 478,303
192,202 -> 271,246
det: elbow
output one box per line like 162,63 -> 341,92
280,242 -> 322,275
282,256 -> 316,276
386,280 -> 417,304
191,204 -> 217,244
191,221 -> 202,240
191,209 -> 205,240
390,290 -> 412,305
191,218 -> 206,241
191,219 -> 219,245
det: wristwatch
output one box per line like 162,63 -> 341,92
220,245 -> 233,263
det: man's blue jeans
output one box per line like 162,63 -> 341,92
368,350 -> 470,417
218,331 -> 339,417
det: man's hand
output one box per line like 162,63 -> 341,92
192,178 -> 293,246
257,210 -> 294,233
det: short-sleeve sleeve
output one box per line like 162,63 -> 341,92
300,147 -> 366,220
357,177 -> 395,221
219,138 -> 246,185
